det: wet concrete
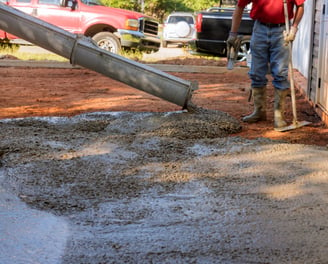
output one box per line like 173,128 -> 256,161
0,170 -> 68,264
1,112 -> 328,263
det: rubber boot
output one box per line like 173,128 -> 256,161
274,89 -> 289,128
242,87 -> 267,123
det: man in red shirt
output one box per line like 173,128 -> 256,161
228,0 -> 305,129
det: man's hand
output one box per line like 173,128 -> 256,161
227,32 -> 238,50
226,32 -> 242,70
284,26 -> 298,45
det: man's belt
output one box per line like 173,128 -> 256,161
258,21 -> 285,28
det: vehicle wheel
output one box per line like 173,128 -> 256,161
92,32 -> 121,54
176,21 -> 191,38
162,40 -> 168,48
237,36 -> 251,62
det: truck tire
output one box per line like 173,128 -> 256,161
92,32 -> 121,54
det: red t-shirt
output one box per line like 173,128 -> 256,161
238,0 -> 306,24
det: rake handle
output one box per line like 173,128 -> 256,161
283,0 -> 299,125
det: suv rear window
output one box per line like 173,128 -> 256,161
168,16 -> 194,24
38,0 -> 60,4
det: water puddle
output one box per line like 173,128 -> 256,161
0,171 -> 69,264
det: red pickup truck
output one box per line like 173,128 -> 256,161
0,0 -> 160,54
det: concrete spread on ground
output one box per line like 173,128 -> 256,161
1,111 -> 328,263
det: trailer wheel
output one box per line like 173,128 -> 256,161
162,40 -> 168,48
92,32 -> 121,54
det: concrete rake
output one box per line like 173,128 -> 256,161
274,0 -> 311,132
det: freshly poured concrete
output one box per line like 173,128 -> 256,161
0,112 -> 327,263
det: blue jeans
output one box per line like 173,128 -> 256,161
249,20 -> 290,90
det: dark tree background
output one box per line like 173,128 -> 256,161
101,0 -> 238,22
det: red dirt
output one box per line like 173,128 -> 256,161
0,58 -> 327,146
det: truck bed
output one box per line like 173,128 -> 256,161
189,8 -> 254,57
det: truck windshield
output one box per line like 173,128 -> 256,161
81,0 -> 103,6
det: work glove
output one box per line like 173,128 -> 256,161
227,32 -> 238,50
226,32 -> 242,69
283,26 -> 298,46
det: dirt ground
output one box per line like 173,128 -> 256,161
1,54 -> 328,263
0,56 -> 327,146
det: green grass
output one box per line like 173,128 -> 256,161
0,43 -> 68,61
0,42 -> 222,63
0,42 -> 19,52
121,48 -> 144,60
0,43 -> 147,62
12,52 -> 68,61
